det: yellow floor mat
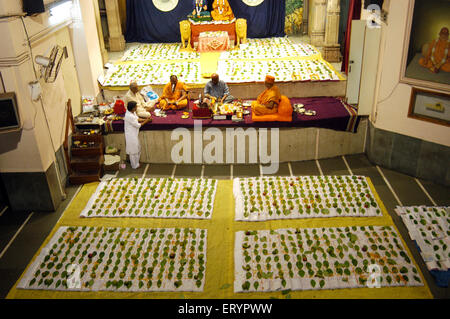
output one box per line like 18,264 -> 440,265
200,52 -> 222,79
7,179 -> 432,299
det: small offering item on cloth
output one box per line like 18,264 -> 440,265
154,109 -> 167,117
304,110 -> 316,116
192,104 -> 212,118
113,99 -> 126,115
181,112 -> 190,119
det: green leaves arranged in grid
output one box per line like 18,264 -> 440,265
19,226 -> 207,292
235,226 -> 423,292
103,61 -> 201,87
121,43 -> 200,62
234,176 -> 382,221
396,206 -> 449,271
81,177 -> 217,219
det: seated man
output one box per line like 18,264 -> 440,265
158,75 -> 189,110
211,0 -> 234,21
204,73 -> 234,104
251,75 -> 281,116
123,81 -> 154,118
419,27 -> 450,73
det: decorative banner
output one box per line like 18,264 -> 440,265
242,0 -> 265,6
285,0 -> 303,35
152,0 -> 179,12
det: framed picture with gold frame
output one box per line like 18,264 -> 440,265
400,0 -> 450,91
408,87 -> 450,127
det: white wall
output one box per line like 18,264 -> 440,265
0,0 -> 100,173
371,0 -> 450,147
71,0 -> 104,98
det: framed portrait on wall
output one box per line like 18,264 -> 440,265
400,0 -> 450,91
408,87 -> 450,127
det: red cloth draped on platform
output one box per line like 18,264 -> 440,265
110,97 -> 361,133
341,0 -> 362,74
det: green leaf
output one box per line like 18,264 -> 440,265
282,289 -> 291,295
242,281 -> 251,290
310,279 -> 316,288
387,259 -> 396,265
319,279 -> 325,288
220,283 -> 231,290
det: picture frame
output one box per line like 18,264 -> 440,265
408,87 -> 450,127
399,0 -> 450,91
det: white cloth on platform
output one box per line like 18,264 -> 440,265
124,110 -> 142,169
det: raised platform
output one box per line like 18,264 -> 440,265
99,38 -> 347,100
104,118 -> 367,164
101,79 -> 346,101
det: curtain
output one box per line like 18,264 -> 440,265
125,0 -> 193,43
125,0 -> 285,43
227,0 -> 285,38
341,0 -> 361,74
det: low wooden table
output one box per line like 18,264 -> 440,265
198,31 -> 230,52
191,21 -> 236,45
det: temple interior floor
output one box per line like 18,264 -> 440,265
0,154 -> 448,298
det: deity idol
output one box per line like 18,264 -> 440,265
211,0 -> 235,21
193,0 -> 208,17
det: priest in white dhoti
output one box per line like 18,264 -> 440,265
124,101 -> 151,169
124,81 -> 155,118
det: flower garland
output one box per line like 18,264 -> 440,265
430,38 -> 449,67
194,0 -> 207,17
216,0 -> 226,15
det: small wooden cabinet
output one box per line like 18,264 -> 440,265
68,130 -> 104,185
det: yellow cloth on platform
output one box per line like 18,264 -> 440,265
252,85 -> 282,116
6,179 -> 432,299
158,81 -> 189,110
211,0 -> 235,21
419,38 -> 450,72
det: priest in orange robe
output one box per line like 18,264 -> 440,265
158,75 -> 189,110
251,75 -> 282,116
211,0 -> 235,21
419,27 -> 450,73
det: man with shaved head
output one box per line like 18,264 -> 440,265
204,73 -> 234,104
251,75 -> 281,115
123,81 -> 155,118
158,75 -> 189,110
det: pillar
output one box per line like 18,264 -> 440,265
324,0 -> 342,62
105,0 -> 125,52
302,0 -> 309,35
93,0 -> 109,64
309,0 -> 327,47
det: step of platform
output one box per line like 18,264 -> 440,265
70,155 -> 104,171
68,170 -> 102,185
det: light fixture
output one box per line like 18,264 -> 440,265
35,55 -> 51,67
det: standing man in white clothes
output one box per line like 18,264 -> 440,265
124,101 -> 151,169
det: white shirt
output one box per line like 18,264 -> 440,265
124,110 -> 141,155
